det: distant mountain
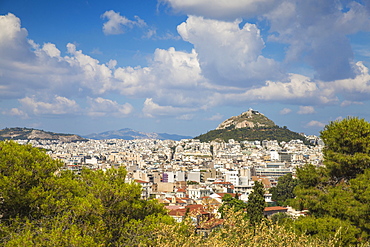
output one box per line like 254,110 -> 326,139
195,109 -> 308,144
83,128 -> 192,141
0,127 -> 86,142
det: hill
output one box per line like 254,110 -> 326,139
195,109 -> 308,143
83,128 -> 192,141
0,127 -> 87,142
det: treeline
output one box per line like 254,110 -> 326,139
195,125 -> 308,144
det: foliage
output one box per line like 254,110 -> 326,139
0,140 -> 172,246
0,141 -> 63,220
246,181 -> 266,226
320,117 -> 370,182
270,173 -> 299,206
154,209 -> 339,247
187,180 -> 199,185
195,125 -> 309,144
218,193 -> 247,218
292,117 -> 370,245
293,216 -> 361,246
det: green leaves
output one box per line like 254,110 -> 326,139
0,141 -> 171,246
321,117 -> 370,181
247,181 -> 266,226
270,173 -> 299,206
218,193 -> 247,218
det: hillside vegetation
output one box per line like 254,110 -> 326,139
0,127 -> 86,142
195,110 -> 308,144
196,126 -> 307,144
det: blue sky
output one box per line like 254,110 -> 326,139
1,0 -> 370,137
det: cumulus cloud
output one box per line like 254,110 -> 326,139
265,1 -> 370,81
2,108 -> 29,119
101,10 -> 146,35
142,98 -> 197,118
280,108 -> 292,115
87,97 -> 133,117
112,47 -> 207,106
340,100 -> 364,107
164,0 -> 370,82
217,73 -> 330,105
18,95 -> 80,115
297,106 -> 315,115
3,11 -> 370,124
160,0 -> 277,19
177,16 -> 283,86
306,120 -> 326,128
207,113 -> 224,121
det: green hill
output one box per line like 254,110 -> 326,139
195,109 -> 308,144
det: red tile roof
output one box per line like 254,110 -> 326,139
264,206 -> 288,212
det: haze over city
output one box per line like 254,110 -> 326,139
1,0 -> 370,137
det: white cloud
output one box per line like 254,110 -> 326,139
18,95 -> 80,115
340,100 -> 364,107
177,16 -> 282,86
87,97 -> 133,117
306,120 -> 326,128
161,0 -> 276,19
280,108 -> 292,115
218,73 -> 331,105
2,108 -> 29,119
207,113 -> 224,121
265,1 -> 370,81
101,10 -> 146,35
3,11 -> 370,123
177,114 -> 194,120
143,27 -> 180,40
297,106 -> 315,115
142,98 -> 197,118
112,47 -> 206,106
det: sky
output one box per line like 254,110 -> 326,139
1,0 -> 370,137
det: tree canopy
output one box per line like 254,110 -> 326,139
320,117 -> 370,181
246,181 -> 266,226
291,117 -> 370,245
0,140 -> 172,246
270,173 -> 299,206
218,193 -> 247,218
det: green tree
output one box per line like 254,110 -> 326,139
270,173 -> 299,206
218,193 -> 247,218
293,216 -> 360,246
320,117 -> 370,182
0,140 -> 63,220
0,141 -> 173,246
292,117 -> 370,244
246,181 -> 266,226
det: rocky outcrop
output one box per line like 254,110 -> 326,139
216,109 -> 275,130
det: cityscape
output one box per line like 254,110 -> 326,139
16,131 -> 323,220
2,0 -> 370,244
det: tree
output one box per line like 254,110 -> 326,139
0,140 -> 63,219
218,193 -> 247,218
320,117 -> 370,182
0,141 -> 173,246
291,117 -> 370,244
270,173 -> 299,206
246,181 -> 266,226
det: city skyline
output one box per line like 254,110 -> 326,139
1,0 -> 370,137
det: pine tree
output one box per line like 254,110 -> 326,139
246,181 -> 266,226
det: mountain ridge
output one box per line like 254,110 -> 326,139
0,127 -> 87,142
82,128 -> 193,141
